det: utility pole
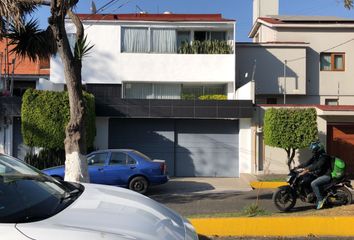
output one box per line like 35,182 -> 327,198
10,58 -> 16,96
283,60 -> 287,104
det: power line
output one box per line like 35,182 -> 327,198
286,38 -> 354,63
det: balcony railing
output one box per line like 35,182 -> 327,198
95,99 -> 253,119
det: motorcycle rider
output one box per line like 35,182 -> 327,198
298,141 -> 332,209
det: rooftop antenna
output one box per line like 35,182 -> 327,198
90,1 -> 97,14
136,5 -> 146,14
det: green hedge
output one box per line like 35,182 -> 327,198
263,108 -> 318,150
198,94 -> 227,100
21,89 -> 96,150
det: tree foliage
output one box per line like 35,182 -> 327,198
263,108 -> 318,169
344,0 -> 353,9
21,89 -> 96,150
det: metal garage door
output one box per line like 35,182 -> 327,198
327,124 -> 354,177
108,119 -> 175,175
175,119 -> 239,177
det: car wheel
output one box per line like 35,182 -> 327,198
129,176 -> 148,194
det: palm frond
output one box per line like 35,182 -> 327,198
74,35 -> 94,61
7,19 -> 57,62
0,0 -> 38,27
344,0 -> 354,9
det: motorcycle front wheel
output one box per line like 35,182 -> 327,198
272,186 -> 297,212
327,186 -> 352,206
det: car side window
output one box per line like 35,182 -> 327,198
127,155 -> 136,165
87,153 -> 108,166
110,152 -> 127,165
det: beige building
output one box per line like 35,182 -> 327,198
237,0 -> 354,175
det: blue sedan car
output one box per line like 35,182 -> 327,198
43,149 -> 168,194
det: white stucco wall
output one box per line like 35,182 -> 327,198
50,21 -> 236,98
36,78 -> 64,92
239,118 -> 253,174
94,117 -> 109,150
236,45 -> 307,96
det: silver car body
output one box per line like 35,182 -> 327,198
0,155 -> 198,240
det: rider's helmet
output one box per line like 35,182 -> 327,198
309,140 -> 324,154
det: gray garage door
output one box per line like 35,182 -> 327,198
108,119 -> 175,175
175,120 -> 239,177
108,118 -> 239,177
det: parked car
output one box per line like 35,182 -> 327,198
0,153 -> 198,240
43,149 -> 168,194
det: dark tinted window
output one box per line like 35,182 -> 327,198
87,153 -> 108,166
127,155 -> 136,165
110,152 -> 127,165
0,155 -> 83,223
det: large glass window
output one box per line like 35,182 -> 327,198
177,31 -> 190,49
124,83 -> 181,99
151,29 -> 177,53
181,84 -> 226,100
122,28 -> 149,53
320,53 -> 345,71
121,27 -> 229,54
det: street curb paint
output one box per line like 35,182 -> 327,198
250,181 -> 287,189
190,216 -> 354,237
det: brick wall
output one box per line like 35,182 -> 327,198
0,39 -> 49,76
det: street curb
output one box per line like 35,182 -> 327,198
190,216 -> 354,237
250,181 -> 287,189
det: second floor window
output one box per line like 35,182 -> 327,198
320,53 -> 345,71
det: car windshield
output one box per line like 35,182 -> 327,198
132,150 -> 152,161
0,154 -> 83,223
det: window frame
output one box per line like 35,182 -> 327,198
320,52 -> 345,72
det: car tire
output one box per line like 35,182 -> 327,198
129,176 -> 148,194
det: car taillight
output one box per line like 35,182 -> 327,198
160,163 -> 167,175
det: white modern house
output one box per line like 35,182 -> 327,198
45,13 -> 254,178
237,0 -> 354,175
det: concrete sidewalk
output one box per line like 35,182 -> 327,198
148,174 -> 256,196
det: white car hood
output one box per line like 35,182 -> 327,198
16,184 -> 186,240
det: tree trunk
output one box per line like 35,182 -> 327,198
285,148 -> 297,171
50,0 -> 89,182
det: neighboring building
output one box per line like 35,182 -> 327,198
236,0 -> 354,175
46,13 -> 254,177
0,39 -> 50,159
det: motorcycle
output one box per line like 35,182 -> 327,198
272,168 -> 353,212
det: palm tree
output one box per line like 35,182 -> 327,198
1,0 -> 90,183
344,0 -> 353,9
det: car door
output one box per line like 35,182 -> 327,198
104,152 -> 137,186
87,152 -> 109,184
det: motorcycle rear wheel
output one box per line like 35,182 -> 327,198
327,186 -> 352,206
272,186 -> 297,212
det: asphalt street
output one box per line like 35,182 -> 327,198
148,189 -> 314,217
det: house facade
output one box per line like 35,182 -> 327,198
236,0 -> 354,175
45,13 -> 254,177
0,40 -> 50,159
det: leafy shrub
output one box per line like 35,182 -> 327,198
198,94 -> 227,100
263,108 -> 318,169
21,89 -> 96,150
24,148 -> 65,170
178,40 -> 233,54
181,93 -> 197,100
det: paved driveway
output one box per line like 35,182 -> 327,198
147,174 -> 255,196
146,175 -> 314,216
